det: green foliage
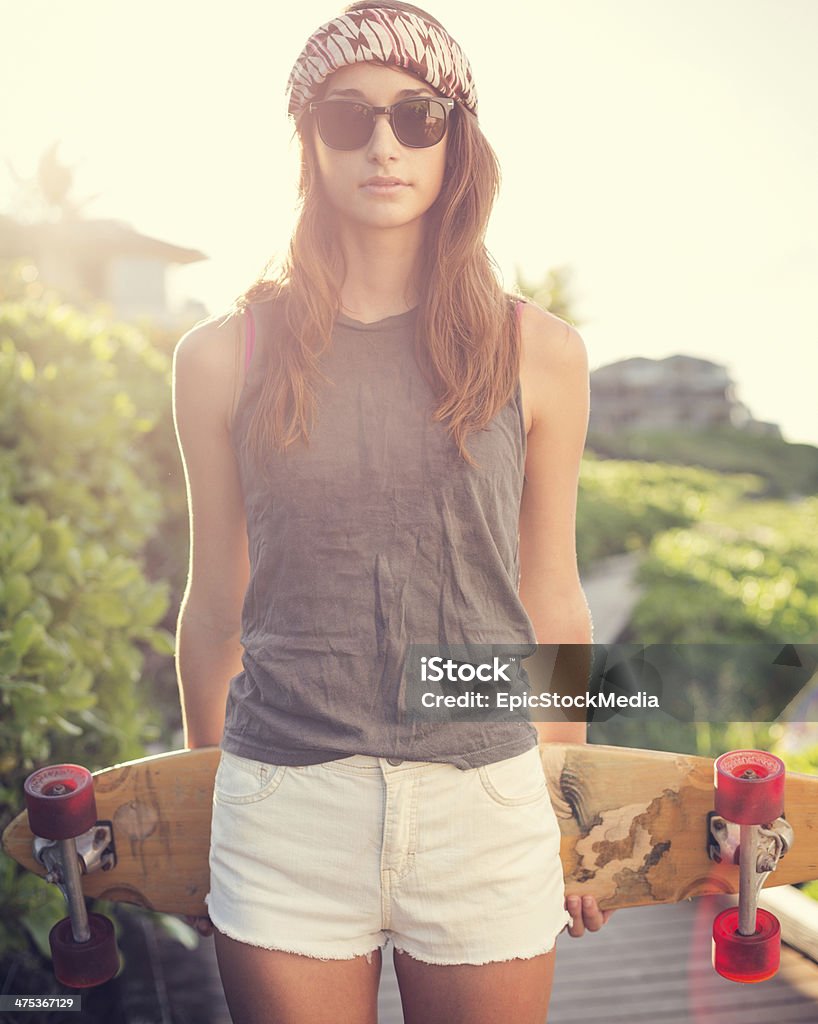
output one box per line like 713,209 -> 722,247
630,498 -> 818,643
0,294 -> 179,961
515,265 -> 581,325
586,426 -> 818,498
575,455 -> 752,570
0,851 -> 65,958
576,449 -> 817,646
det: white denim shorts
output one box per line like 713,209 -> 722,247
206,744 -> 571,966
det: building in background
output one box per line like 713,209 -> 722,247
589,354 -> 781,437
0,212 -> 207,328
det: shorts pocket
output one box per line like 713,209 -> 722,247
477,747 -> 548,807
214,750 -> 288,805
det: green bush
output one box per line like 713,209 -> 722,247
575,455 -> 752,569
582,457 -> 818,788
586,426 -> 818,498
630,498 -> 818,644
0,295 -> 176,962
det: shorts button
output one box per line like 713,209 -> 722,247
386,757 -> 403,766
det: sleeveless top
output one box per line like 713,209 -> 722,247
222,295 -> 539,770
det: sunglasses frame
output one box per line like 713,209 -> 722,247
307,96 -> 456,151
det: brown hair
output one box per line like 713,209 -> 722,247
227,1 -> 521,468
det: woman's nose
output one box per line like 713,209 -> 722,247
366,112 -> 400,159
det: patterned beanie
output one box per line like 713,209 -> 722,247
286,3 -> 478,119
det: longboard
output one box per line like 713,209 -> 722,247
3,744 -> 818,918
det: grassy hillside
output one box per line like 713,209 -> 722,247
578,449 -> 817,778
577,450 -> 817,644
586,426 -> 818,498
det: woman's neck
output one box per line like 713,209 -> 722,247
336,219 -> 424,322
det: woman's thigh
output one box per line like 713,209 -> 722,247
392,947 -> 556,1024
214,929 -> 383,1024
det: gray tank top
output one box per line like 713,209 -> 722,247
222,295 -> 539,769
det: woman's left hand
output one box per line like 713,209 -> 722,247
183,914 -> 214,937
564,894 -> 614,937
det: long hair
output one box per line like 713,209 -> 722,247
228,1 -> 521,468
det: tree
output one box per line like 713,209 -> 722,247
4,141 -> 102,223
515,264 -> 581,324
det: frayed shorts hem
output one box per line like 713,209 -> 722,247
209,914 -> 388,965
209,912 -> 570,968
392,913 -> 571,966
393,943 -> 555,967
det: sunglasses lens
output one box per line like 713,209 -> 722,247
317,101 -> 373,150
393,99 -> 448,147
314,98 -> 450,150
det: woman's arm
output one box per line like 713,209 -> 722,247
518,302 -> 612,937
517,301 -> 591,747
172,314 -> 250,749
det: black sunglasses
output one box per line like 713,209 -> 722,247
308,96 -> 455,151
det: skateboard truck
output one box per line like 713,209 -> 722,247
710,750 -> 788,983
24,764 -> 120,988
708,815 -> 793,875
34,823 -> 117,888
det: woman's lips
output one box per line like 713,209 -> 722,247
361,177 -> 409,196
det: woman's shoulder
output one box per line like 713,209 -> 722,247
173,285 -> 287,405
176,299 -> 255,385
514,297 -> 588,433
174,308 -> 244,380
514,297 -> 587,376
173,312 -> 249,436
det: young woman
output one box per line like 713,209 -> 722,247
173,3 -> 610,1022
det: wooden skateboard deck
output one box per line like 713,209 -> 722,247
542,743 -> 817,910
3,744 -> 817,918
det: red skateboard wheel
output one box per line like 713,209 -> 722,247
24,765 -> 97,840
712,906 -> 781,983
49,912 -> 120,988
714,750 -> 785,824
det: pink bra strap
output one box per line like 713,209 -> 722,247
515,298 -> 524,330
244,307 -> 256,371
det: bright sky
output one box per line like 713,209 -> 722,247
2,1 -> 817,445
